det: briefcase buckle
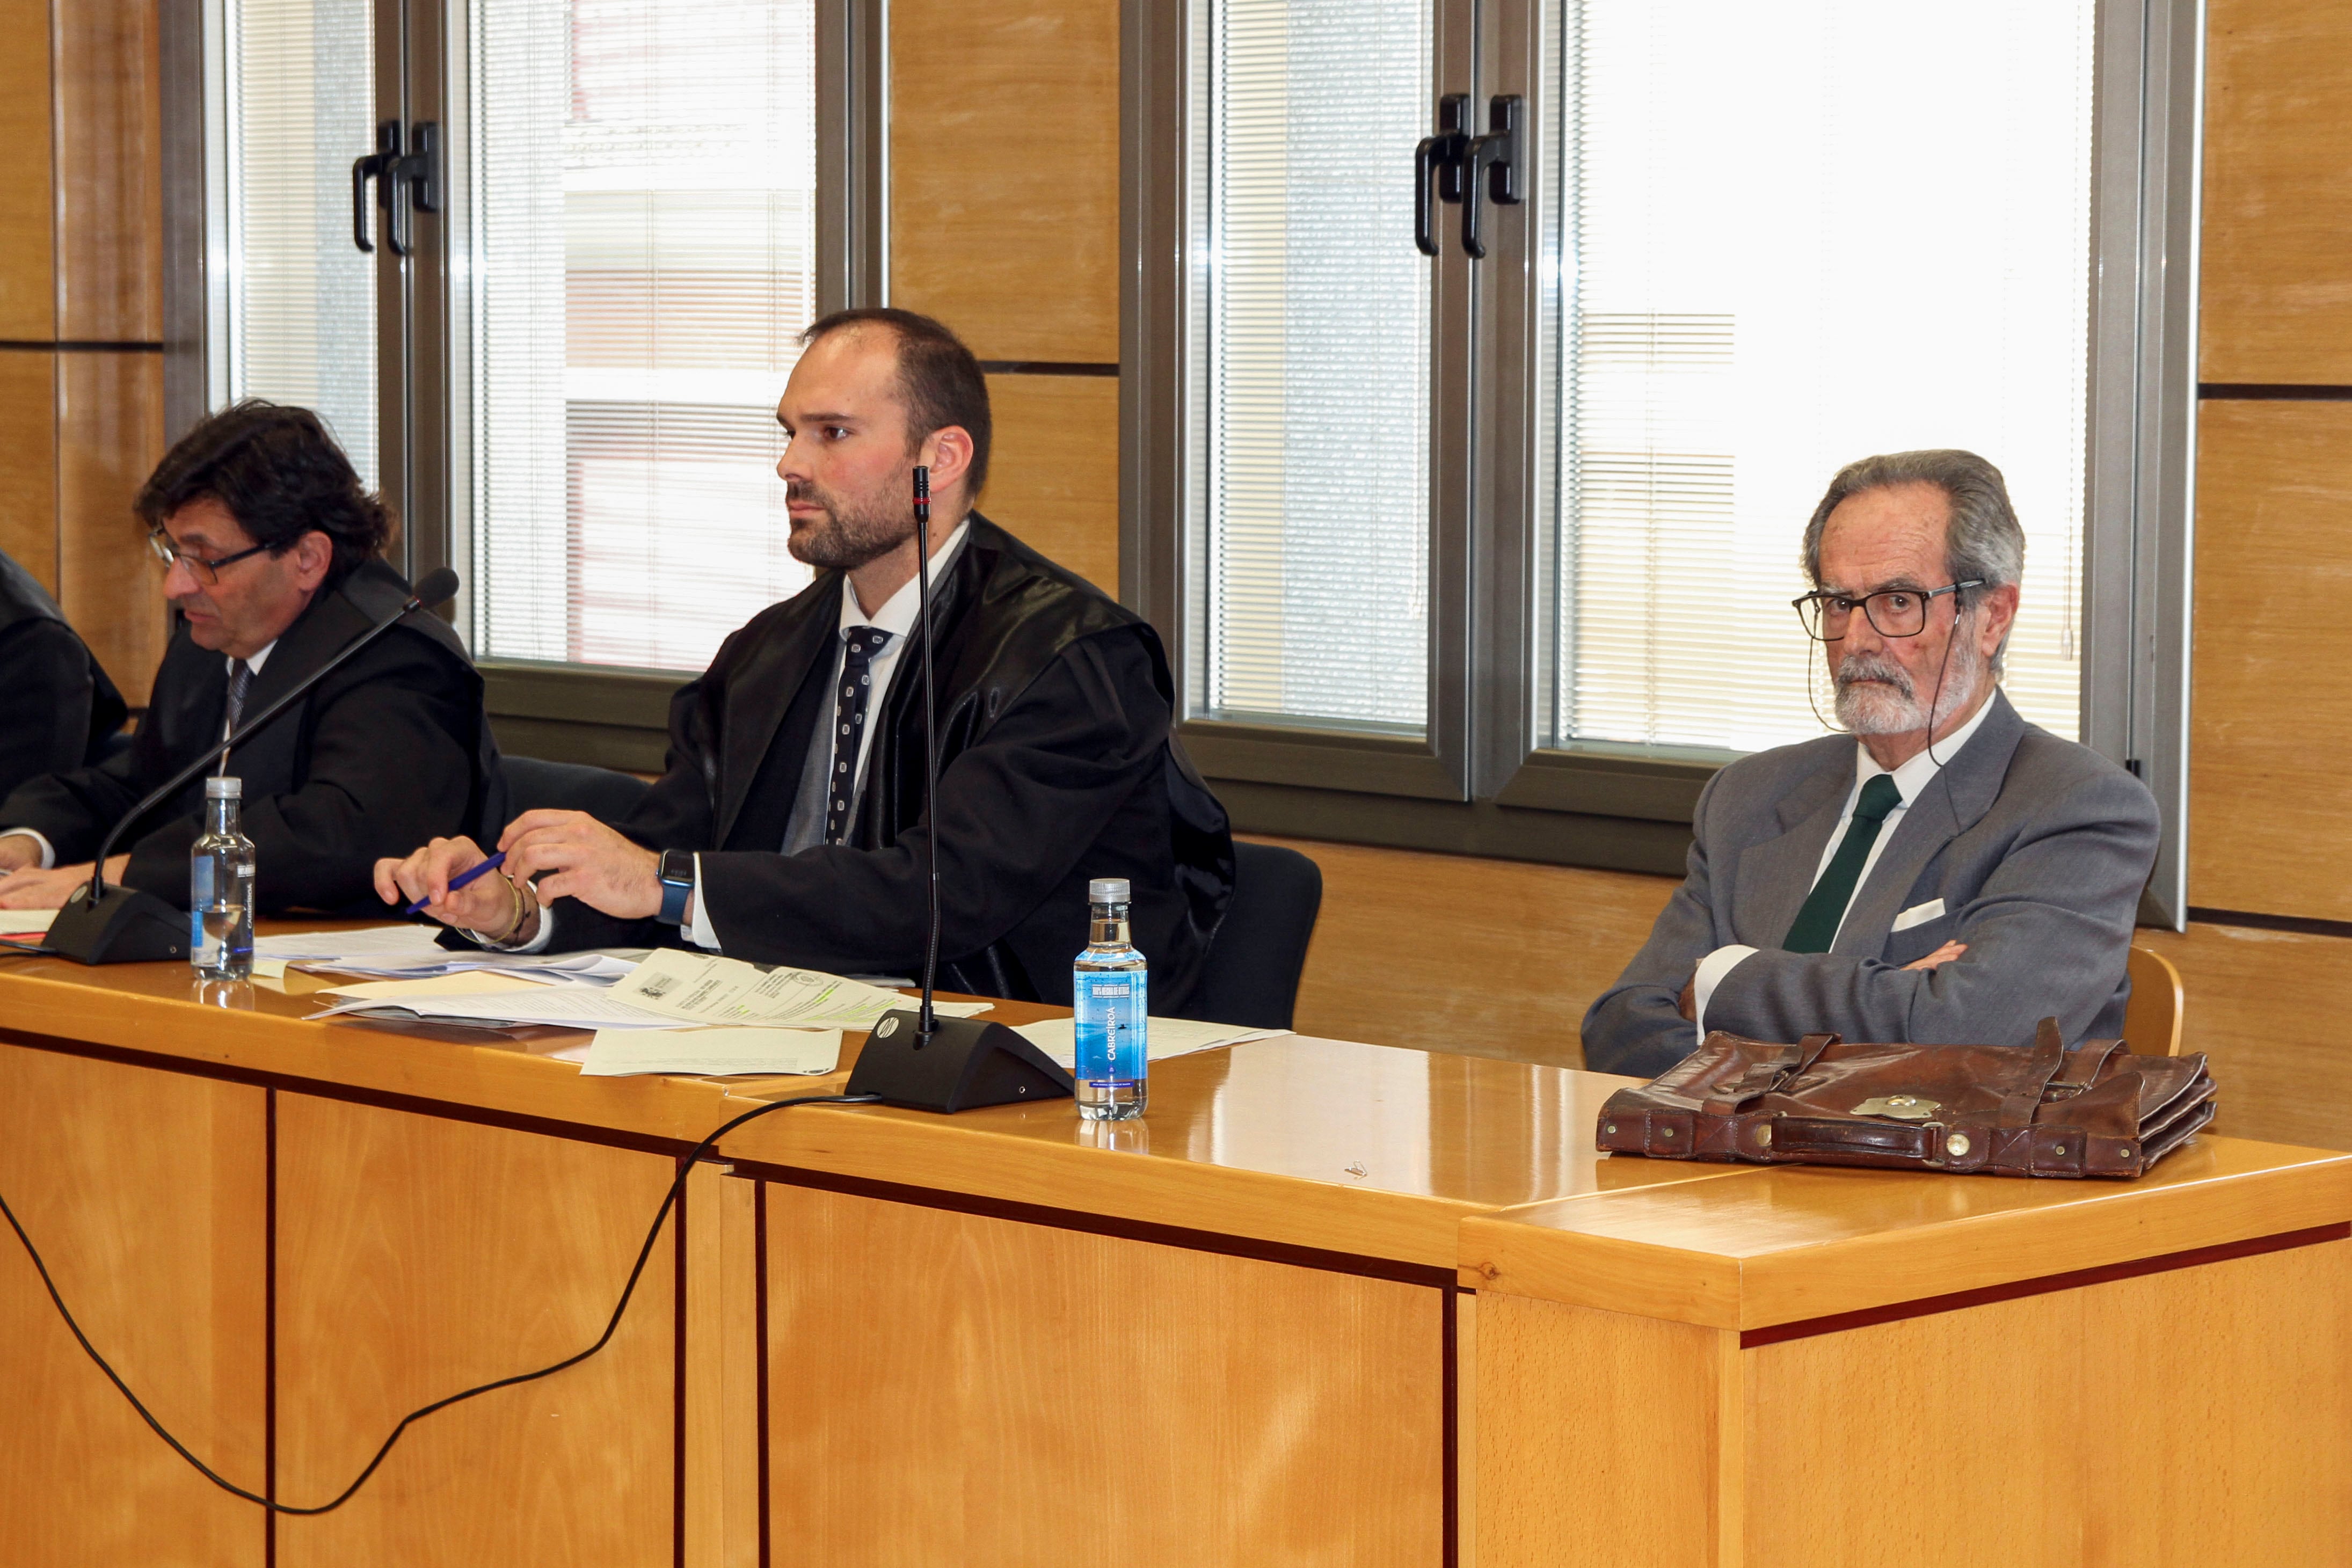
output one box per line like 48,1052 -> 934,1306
1851,1094 -> 1941,1121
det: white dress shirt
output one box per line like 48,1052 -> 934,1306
2,640 -> 279,871
496,523 -> 971,954
1690,692 -> 1999,1040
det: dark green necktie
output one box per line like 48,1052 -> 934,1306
1782,773 -> 1904,954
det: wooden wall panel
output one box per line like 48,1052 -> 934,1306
764,1183 -> 1445,1565
2201,0 -> 2352,384
984,373 -> 1118,592
273,1098 -> 679,1567
0,349 -> 55,588
53,0 -> 163,342
2187,402 -> 2352,921
59,348 -> 164,702
0,0 -> 53,340
2135,921 -> 2352,1151
1253,835 -> 1677,1069
889,0 -> 1119,362
0,1042 -> 266,1568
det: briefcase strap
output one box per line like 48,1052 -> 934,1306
1699,1033 -> 1838,1116
1994,1019 -> 2072,1128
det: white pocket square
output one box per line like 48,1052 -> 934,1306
1891,899 -> 1946,933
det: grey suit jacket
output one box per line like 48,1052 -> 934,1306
1581,690 -> 2161,1080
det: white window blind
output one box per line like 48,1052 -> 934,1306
1191,0 -> 1433,733
1541,0 -> 2093,752
469,0 -> 818,673
221,0 -> 379,487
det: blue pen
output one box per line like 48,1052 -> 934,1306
405,850 -> 507,915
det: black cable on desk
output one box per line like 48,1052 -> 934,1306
0,1089 -> 880,1515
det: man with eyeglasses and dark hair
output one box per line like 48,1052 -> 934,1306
0,400 -> 503,915
1582,449 -> 2160,1078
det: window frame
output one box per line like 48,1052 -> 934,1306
172,0 -> 886,755
1126,0 -> 2202,924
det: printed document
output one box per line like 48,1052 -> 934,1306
574,1026 -> 844,1078
1011,1017 -> 1288,1072
611,949 -> 991,1031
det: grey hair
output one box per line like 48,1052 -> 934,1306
1801,448 -> 2024,674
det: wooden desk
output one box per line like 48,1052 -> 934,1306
1,940 -> 2344,1566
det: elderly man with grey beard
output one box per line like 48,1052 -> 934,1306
1581,449 -> 2160,1080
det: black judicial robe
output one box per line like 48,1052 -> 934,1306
0,548 -> 126,803
543,514 -> 1236,1012
0,557 -> 505,913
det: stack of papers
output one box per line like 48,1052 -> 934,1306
301,946 -> 991,1040
1011,1016 -> 1288,1071
0,909 -> 57,938
254,925 -> 644,983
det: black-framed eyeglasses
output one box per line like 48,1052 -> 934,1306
1792,580 -> 1983,641
149,529 -> 273,586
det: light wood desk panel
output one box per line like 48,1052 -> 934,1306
272,1094 -> 681,1567
1741,1240 -> 2352,1567
0,1041 -> 266,1568
3,944 -> 2348,1567
762,1182 -> 1445,1565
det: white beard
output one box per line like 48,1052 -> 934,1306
1833,644 -> 1984,736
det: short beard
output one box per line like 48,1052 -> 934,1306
784,478 -> 911,571
1832,643 -> 1985,737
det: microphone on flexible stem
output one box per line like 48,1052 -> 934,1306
38,567 -> 462,966
843,468 -> 1074,1113
914,464 -> 940,1041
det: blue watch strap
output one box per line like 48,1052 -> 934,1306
657,852 -> 694,925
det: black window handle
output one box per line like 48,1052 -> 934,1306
1414,93 -> 1471,257
382,122 -> 442,258
1460,94 -> 1523,260
353,121 -> 442,258
350,120 -> 400,254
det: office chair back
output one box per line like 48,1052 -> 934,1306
499,756 -> 651,835
1188,841 -> 1323,1030
2124,943 -> 2185,1058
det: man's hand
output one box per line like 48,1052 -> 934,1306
374,835 -> 521,936
1903,940 -> 1967,972
0,833 -> 40,875
498,809 -> 662,921
1677,977 -> 1698,1022
0,855 -> 128,910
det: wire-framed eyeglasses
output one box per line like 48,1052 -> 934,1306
1791,580 -> 1983,641
148,529 -> 273,586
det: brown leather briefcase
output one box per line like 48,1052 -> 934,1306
1593,1019 -> 2215,1178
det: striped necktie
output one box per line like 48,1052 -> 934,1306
1781,773 -> 1904,954
218,659 -> 254,776
224,659 -> 255,734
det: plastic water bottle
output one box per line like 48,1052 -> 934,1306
1073,877 -> 1147,1121
191,775 -> 254,980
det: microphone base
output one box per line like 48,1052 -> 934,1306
43,881 -> 190,965
845,1009 -> 1076,1114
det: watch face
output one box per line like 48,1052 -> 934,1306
660,850 -> 694,887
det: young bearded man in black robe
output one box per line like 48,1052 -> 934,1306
0,402 -> 504,916
378,308 -> 1235,1011
0,548 -> 127,802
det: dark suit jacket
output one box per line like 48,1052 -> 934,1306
540,514 -> 1236,1012
0,548 -> 126,801
1582,690 -> 2162,1079
0,558 -> 505,913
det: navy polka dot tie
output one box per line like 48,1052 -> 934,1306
828,627 -> 892,844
